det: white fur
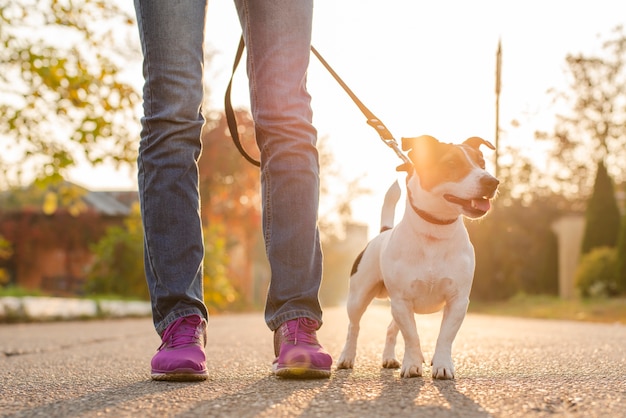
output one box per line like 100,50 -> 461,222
336,141 -> 497,380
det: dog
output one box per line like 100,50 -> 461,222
336,135 -> 499,379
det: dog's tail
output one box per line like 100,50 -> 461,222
380,180 -> 401,233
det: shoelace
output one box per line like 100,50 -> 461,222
282,318 -> 320,346
159,316 -> 203,350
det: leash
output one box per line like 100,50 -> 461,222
225,37 -> 260,167
225,35 -> 413,169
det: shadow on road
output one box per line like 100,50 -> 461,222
173,367 -> 492,417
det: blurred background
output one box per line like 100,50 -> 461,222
0,0 -> 625,317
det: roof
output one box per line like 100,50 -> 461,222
82,190 -> 138,216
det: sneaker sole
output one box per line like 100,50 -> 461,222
273,365 -> 331,379
151,370 -> 208,382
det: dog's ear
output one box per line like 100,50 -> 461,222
464,136 -> 495,151
402,135 -> 446,169
401,135 -> 438,151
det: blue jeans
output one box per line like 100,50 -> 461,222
134,0 -> 323,335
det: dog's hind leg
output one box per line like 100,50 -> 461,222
382,319 -> 401,368
336,276 -> 383,369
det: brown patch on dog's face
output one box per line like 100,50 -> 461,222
402,135 -> 484,191
461,137 -> 495,170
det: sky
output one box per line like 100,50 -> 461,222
68,0 -> 626,238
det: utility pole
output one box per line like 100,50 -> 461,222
494,38 -> 502,179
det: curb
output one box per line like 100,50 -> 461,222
0,296 -> 151,322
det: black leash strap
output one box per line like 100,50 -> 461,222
225,35 -> 412,168
225,36 -> 260,167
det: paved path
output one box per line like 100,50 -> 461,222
1,305 -> 625,417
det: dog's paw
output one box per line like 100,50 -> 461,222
382,357 -> 400,369
399,350 -> 425,377
400,362 -> 423,378
336,356 -> 355,370
431,355 -> 455,380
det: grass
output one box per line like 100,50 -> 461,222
2,286 -> 625,325
0,286 -> 146,302
0,286 -> 45,297
469,293 -> 626,325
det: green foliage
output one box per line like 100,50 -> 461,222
0,179 -> 88,216
468,195 -> 562,302
575,247 -> 619,298
84,203 -> 147,299
203,224 -> 238,312
0,0 -> 140,187
0,285 -> 45,297
581,161 -> 621,254
0,236 -> 13,287
616,214 -> 626,294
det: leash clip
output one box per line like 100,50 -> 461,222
366,118 -> 412,168
386,140 -> 413,167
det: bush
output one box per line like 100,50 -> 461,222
575,246 -> 619,298
85,203 -> 147,300
203,224 -> 238,311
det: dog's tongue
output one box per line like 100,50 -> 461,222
471,198 -> 491,213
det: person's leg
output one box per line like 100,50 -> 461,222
134,0 -> 208,334
134,0 -> 209,380
235,0 -> 322,332
234,0 -> 331,378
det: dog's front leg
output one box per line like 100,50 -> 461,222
391,301 -> 424,378
431,298 -> 469,379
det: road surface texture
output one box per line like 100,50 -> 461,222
1,305 -> 625,417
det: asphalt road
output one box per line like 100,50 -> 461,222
1,305 -> 625,417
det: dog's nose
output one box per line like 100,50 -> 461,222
480,176 -> 500,191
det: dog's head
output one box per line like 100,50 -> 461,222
401,135 -> 499,220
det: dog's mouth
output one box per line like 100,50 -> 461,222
444,194 -> 492,218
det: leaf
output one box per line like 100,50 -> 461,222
42,191 -> 58,215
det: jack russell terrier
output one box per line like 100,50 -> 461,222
336,135 -> 499,379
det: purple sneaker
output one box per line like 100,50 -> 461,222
272,318 -> 332,378
151,314 -> 208,381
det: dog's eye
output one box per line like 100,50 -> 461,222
444,158 -> 458,172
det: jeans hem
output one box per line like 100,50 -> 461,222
267,310 -> 323,332
156,308 -> 207,336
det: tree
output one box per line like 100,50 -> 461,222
0,0 -> 141,187
537,25 -> 626,196
581,161 -> 621,254
615,215 -> 626,294
468,196 -> 562,301
466,145 -> 566,301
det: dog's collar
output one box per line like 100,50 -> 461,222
406,177 -> 458,226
